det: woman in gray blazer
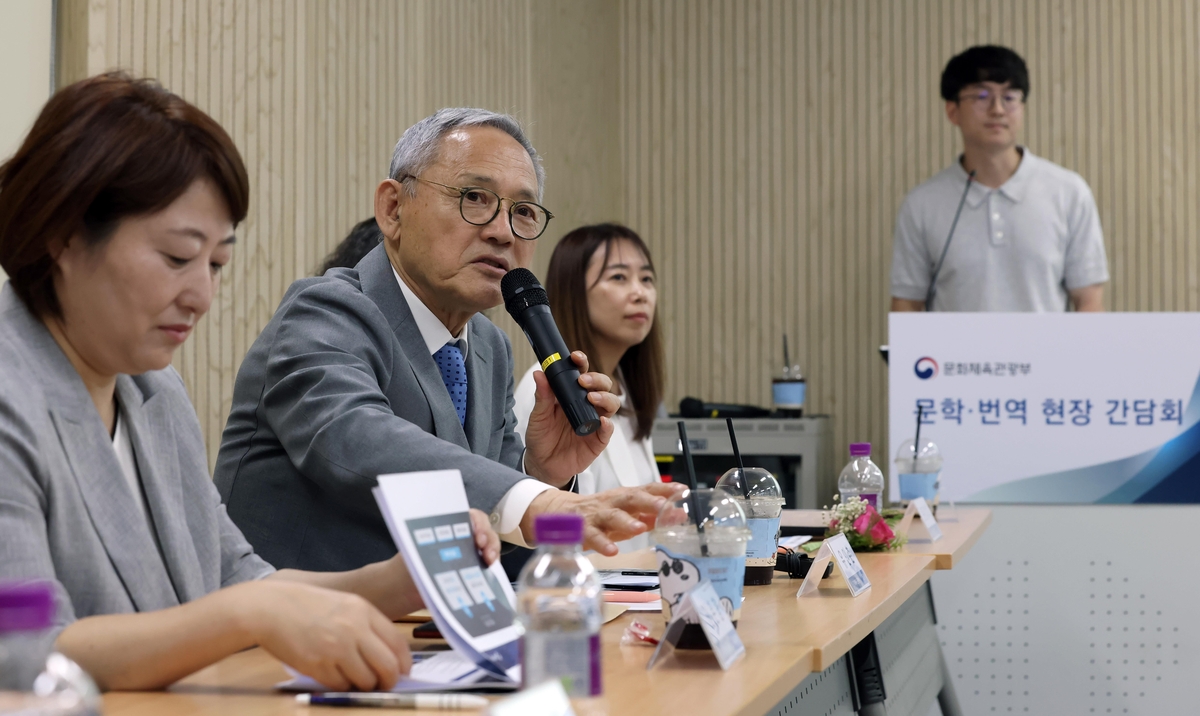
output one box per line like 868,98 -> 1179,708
0,73 -> 498,692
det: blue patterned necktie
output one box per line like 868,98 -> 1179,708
433,342 -> 468,425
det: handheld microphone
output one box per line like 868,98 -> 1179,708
501,268 -> 601,436
924,169 -> 976,311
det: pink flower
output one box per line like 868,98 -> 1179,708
869,517 -> 895,545
852,506 -> 878,534
846,505 -> 895,546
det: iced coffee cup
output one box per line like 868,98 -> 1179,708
894,437 -> 944,503
653,488 -> 750,650
716,467 -> 786,585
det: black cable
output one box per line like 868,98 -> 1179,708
924,169 -> 976,311
774,547 -> 834,579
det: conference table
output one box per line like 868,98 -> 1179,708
102,508 -> 990,716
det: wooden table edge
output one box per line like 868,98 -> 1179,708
730,649 -> 817,716
810,555 -> 937,670
936,508 -> 993,569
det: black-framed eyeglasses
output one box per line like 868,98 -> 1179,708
957,88 -> 1025,112
403,175 -> 553,240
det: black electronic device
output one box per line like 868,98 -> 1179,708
501,268 -> 600,436
774,548 -> 834,579
678,397 -> 771,419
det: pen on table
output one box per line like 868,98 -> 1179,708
296,692 -> 489,710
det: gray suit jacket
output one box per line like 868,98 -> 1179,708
0,284 -> 273,671
214,245 -> 528,573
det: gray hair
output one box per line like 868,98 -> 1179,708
388,108 -> 545,201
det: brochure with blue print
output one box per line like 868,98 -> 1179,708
374,470 -> 521,684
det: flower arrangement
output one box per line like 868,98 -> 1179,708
821,495 -> 907,552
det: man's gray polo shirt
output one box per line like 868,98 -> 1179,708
890,149 -> 1109,312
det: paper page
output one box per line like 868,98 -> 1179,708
779,535 -> 812,550
275,651 -> 519,694
597,571 -> 660,588
374,471 -> 521,683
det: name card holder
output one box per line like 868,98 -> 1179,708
895,497 -> 943,542
485,679 -> 574,716
648,581 -> 745,671
796,533 -> 871,597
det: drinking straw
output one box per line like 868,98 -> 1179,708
782,334 -> 790,377
677,421 -> 709,556
913,405 -> 924,472
726,418 -> 750,498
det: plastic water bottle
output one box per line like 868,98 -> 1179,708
0,582 -> 101,715
837,442 -> 885,510
515,514 -> 602,697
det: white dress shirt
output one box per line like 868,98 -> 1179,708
112,407 -> 149,522
393,268 -> 552,547
513,363 -> 660,552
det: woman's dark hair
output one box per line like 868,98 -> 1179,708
545,223 -> 664,441
318,217 -> 382,275
0,72 -> 249,318
940,45 -> 1030,102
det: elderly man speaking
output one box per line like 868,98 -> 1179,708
214,109 -> 680,572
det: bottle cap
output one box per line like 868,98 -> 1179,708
849,442 -> 872,457
534,514 -> 584,545
0,582 -> 55,632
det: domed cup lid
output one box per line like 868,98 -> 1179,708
715,466 -> 785,503
654,488 -> 750,541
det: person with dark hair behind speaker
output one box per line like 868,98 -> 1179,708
215,109 -> 683,575
512,223 -> 665,553
317,217 -> 383,275
890,45 -> 1109,313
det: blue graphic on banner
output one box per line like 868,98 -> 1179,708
914,356 -> 939,380
967,368 -> 1200,504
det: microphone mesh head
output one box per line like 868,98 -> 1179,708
501,268 -> 549,319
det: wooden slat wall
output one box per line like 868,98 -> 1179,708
619,0 -> 1200,471
58,0 -> 622,469
52,0 -> 1200,475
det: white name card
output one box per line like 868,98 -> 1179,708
895,497 -> 943,542
647,581 -> 745,671
796,533 -> 871,598
485,679 -> 574,716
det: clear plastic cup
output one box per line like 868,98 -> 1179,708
716,467 -> 785,585
653,489 -> 750,649
894,437 -> 944,502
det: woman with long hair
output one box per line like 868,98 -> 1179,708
513,223 -> 665,552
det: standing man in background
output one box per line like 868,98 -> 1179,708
890,45 -> 1109,312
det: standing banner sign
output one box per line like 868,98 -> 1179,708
888,313 -> 1200,504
